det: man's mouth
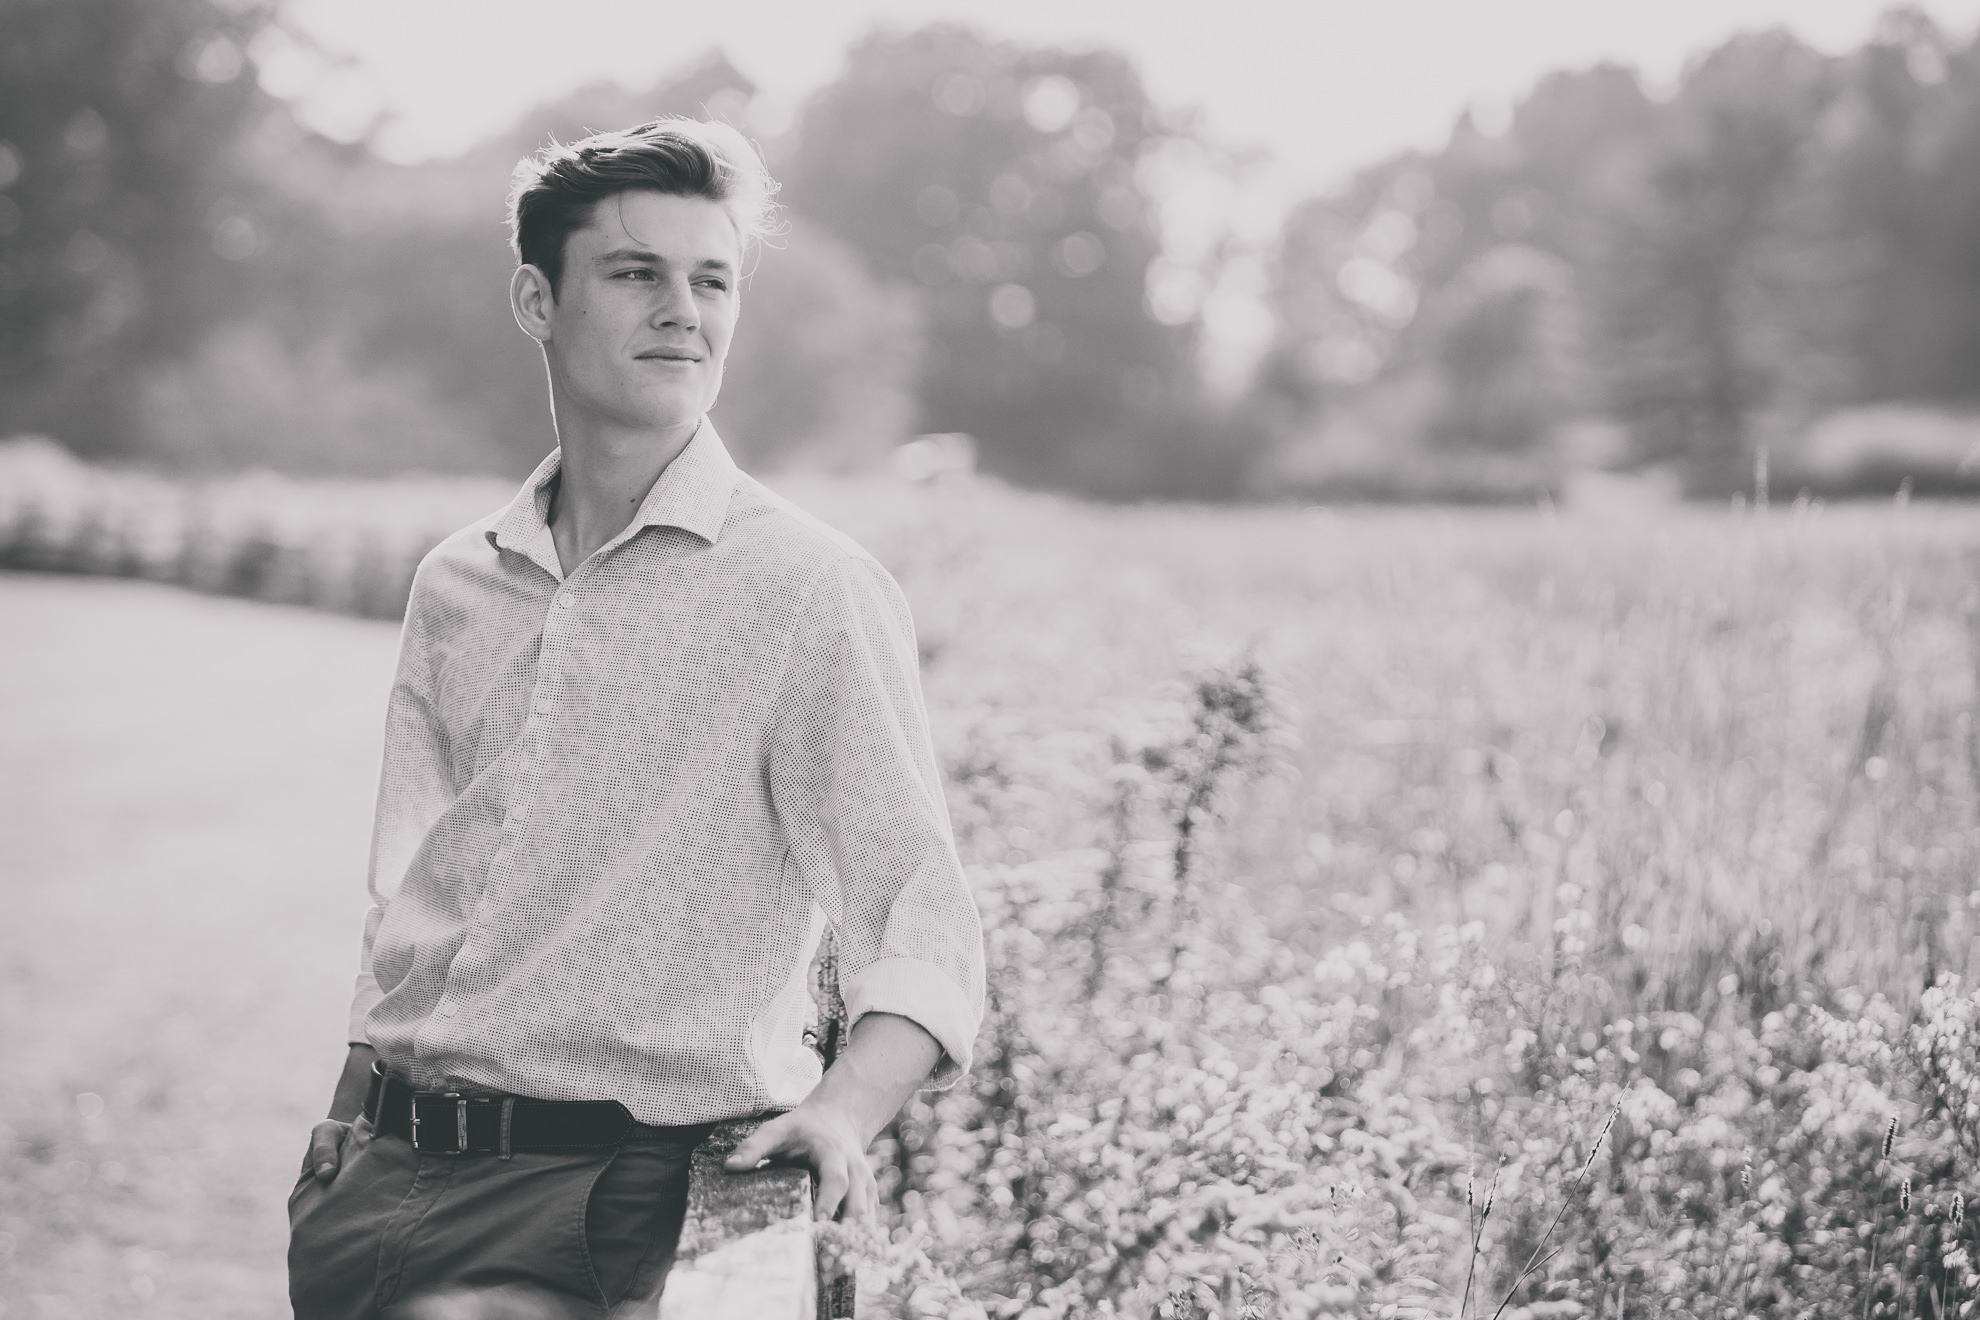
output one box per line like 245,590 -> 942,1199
637,349 -> 702,362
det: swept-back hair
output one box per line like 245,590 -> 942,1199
507,117 -> 780,293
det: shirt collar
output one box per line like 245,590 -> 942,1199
486,418 -> 739,556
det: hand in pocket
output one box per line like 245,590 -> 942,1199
304,1119 -> 354,1184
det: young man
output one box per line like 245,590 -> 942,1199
287,119 -> 986,1319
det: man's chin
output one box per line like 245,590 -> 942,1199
639,384 -> 716,430
586,394 -> 711,437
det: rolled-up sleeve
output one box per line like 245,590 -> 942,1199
766,554 -> 986,1086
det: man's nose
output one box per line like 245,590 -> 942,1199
649,273 -> 699,331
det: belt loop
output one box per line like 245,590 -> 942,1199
363,1061 -> 385,1123
499,1098 -> 515,1160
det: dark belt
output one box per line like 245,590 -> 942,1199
362,1062 -> 634,1156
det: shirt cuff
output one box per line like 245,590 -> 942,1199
841,956 -> 979,1088
349,972 -> 384,1047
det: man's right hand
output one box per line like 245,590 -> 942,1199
306,1119 -> 353,1183
309,1042 -> 380,1183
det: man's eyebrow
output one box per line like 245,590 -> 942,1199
590,250 -> 735,274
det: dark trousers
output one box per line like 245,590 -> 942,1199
288,1115 -> 713,1320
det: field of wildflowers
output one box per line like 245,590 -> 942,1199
3,437 -> 1978,1318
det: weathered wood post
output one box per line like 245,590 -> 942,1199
656,930 -> 857,1319
656,1117 -> 826,1319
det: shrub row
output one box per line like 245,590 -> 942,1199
0,437 -> 513,619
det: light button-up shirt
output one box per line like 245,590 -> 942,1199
350,421 -> 985,1126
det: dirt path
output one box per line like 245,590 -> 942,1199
0,573 -> 399,1317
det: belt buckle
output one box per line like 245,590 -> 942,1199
410,1092 -> 468,1154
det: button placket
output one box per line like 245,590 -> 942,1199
503,582 -> 571,835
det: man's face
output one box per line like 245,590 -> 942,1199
539,189 -> 741,433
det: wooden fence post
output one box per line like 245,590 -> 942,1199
656,1117 -> 857,1320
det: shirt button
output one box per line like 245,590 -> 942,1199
436,1002 -> 456,1019
532,695 -> 553,714
555,595 -> 574,609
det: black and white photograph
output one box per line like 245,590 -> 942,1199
5,1 -> 1980,1316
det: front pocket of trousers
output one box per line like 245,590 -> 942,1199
288,1117 -> 378,1233
288,1157 -> 340,1225
582,1141 -> 698,1308
289,1169 -> 317,1219
290,1151 -> 324,1215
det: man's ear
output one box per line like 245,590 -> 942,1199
511,264 -> 555,342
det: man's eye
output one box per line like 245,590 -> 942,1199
697,279 -> 729,292
615,269 -> 655,281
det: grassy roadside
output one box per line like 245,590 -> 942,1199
3,458 -> 1978,1314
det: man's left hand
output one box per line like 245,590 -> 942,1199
721,1012 -> 941,1224
724,1102 -> 877,1223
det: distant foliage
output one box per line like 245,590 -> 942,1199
130,322 -> 494,476
0,0 -> 278,454
1260,12 -> 1980,498
13,8 -> 1980,499
1424,245 -> 1584,457
0,436 -> 500,616
714,218 -> 924,474
778,26 -> 1223,497
1596,32 -> 1843,493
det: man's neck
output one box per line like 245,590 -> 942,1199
548,415 -> 700,578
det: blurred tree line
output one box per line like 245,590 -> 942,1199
1257,6 -> 1980,498
4,0 -> 1980,498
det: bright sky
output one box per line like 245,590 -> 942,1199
279,0 -> 1980,189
